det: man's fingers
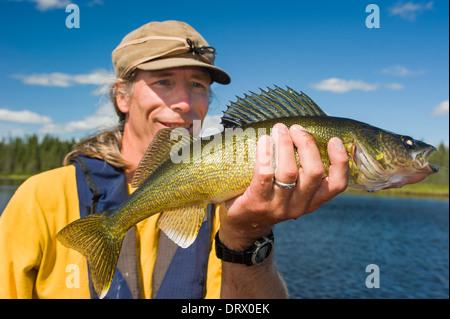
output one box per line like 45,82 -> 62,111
251,134 -> 274,200
289,125 -> 324,196
324,137 -> 349,195
272,123 -> 298,185
306,137 -> 349,213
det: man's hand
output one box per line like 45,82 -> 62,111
219,123 -> 349,250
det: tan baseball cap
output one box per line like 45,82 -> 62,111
112,20 -> 230,84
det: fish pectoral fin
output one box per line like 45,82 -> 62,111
157,204 -> 207,249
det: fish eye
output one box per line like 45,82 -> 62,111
401,136 -> 415,148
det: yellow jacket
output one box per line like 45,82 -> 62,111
0,165 -> 222,299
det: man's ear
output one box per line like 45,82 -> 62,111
115,81 -> 131,113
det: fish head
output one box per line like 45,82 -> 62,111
351,128 -> 439,191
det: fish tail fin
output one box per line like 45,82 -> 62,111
56,211 -> 124,299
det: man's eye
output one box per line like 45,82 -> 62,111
192,82 -> 208,90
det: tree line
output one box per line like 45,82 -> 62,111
0,135 -> 448,186
0,135 -> 76,175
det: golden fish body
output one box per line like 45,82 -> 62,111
57,87 -> 438,298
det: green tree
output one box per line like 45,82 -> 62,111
0,135 -> 76,175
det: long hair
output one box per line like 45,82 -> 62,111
63,72 -> 137,169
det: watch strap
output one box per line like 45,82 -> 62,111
215,230 -> 274,266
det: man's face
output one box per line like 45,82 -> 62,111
119,66 -> 211,154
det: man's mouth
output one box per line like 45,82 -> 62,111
161,122 -> 194,133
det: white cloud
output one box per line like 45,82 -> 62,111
12,69 -> 115,95
431,100 -> 449,116
0,108 -> 51,124
311,78 -> 379,93
13,72 -> 73,87
389,1 -> 434,21
201,115 -> 223,137
380,65 -> 426,76
13,0 -> 102,11
311,78 -> 407,93
13,69 -> 114,87
0,101 -> 118,138
40,102 -> 118,134
384,83 -> 405,90
72,70 -> 115,86
31,0 -> 71,11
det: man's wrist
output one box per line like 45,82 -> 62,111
217,224 -> 273,251
215,229 -> 274,266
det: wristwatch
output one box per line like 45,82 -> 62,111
215,230 -> 274,266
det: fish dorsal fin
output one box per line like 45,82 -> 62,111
131,127 -> 193,188
221,86 -> 327,128
157,204 -> 207,248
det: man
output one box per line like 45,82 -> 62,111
0,20 -> 349,298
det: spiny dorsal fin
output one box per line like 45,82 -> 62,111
157,204 -> 207,248
131,127 -> 193,188
221,86 -> 327,128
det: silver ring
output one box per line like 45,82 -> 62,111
273,178 -> 297,189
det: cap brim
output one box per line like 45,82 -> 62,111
136,58 -> 231,84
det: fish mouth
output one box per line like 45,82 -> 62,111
415,146 -> 439,173
427,162 -> 439,173
383,145 -> 440,189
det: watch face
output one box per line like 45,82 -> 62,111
253,242 -> 273,264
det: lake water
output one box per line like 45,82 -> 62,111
0,184 -> 18,214
274,194 -> 449,299
1,186 -> 448,299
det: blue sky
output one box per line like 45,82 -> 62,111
0,0 -> 448,147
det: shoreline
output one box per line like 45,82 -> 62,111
1,174 -> 448,200
0,175 -> 33,186
344,186 -> 449,200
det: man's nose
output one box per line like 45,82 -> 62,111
169,85 -> 192,113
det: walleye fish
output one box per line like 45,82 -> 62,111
57,86 -> 438,298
